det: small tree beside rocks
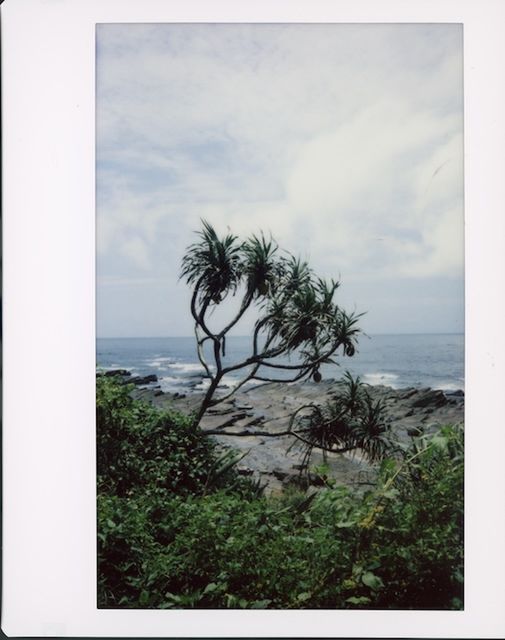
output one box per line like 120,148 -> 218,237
181,221 -> 393,466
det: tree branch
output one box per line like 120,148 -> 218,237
194,324 -> 213,380
257,338 -> 343,370
253,315 -> 272,356
212,363 -> 262,405
203,426 -> 360,455
252,369 -> 311,384
198,294 -> 215,339
213,335 -> 223,376
217,289 -> 255,340
191,281 -> 214,340
220,342 -> 289,376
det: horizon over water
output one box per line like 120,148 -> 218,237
97,333 -> 464,394
98,331 -> 463,339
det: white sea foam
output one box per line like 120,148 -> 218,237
158,376 -> 185,392
194,379 -> 212,391
363,372 -> 400,387
99,364 -> 140,375
146,357 -> 174,368
434,381 -> 465,392
243,379 -> 264,388
218,376 -> 245,390
170,362 -> 209,374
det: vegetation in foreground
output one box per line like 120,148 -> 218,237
97,376 -> 463,610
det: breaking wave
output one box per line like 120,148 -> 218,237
362,372 -> 400,387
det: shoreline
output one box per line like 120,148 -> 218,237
98,367 -> 465,395
96,333 -> 465,396
112,372 -> 464,495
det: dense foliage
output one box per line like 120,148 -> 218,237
97,377 -> 463,610
180,221 -> 362,425
288,372 -> 394,469
97,376 -> 256,499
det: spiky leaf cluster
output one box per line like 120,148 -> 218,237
181,221 -> 363,424
242,234 -> 282,299
290,373 -> 394,469
260,259 -> 360,369
181,221 -> 243,304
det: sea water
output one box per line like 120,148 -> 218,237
96,334 -> 464,394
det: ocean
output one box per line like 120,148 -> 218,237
96,334 -> 464,394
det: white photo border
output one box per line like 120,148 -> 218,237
3,0 -> 505,637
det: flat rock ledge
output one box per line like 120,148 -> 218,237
130,379 -> 464,496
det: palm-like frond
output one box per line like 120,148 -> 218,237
259,270 -> 359,364
335,371 -> 365,415
316,277 -> 340,314
181,220 -> 243,303
333,309 -> 363,356
280,255 -> 313,297
291,373 -> 394,470
181,221 -> 366,429
282,285 -> 321,348
242,233 -> 282,299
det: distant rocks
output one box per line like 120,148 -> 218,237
170,381 -> 464,494
410,388 -> 448,409
100,369 -> 464,495
100,368 -> 131,378
97,369 -> 159,387
130,374 -> 158,385
445,389 -> 464,398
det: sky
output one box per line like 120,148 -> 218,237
96,23 -> 464,338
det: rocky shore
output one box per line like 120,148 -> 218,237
102,370 -> 464,495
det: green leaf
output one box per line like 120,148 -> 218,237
250,599 -> 272,608
362,571 -> 384,591
165,592 -> 181,603
431,435 -> 449,453
296,592 -> 312,603
346,596 -> 371,605
203,582 -> 218,594
139,590 -> 150,606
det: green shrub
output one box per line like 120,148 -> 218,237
97,377 -> 463,610
98,489 -> 351,608
97,376 -> 251,497
352,425 -> 464,609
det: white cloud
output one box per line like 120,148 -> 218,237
120,237 -> 151,270
276,105 -> 463,278
96,23 -> 463,335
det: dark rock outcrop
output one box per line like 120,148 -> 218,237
100,369 -> 464,495
97,369 -> 158,387
129,374 -> 158,386
410,388 -> 448,409
98,369 -> 131,378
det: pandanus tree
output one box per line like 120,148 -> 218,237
287,372 -> 393,471
181,221 -> 392,466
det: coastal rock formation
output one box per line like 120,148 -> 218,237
131,379 -> 464,495
129,374 -> 158,385
97,370 -> 158,386
100,368 -> 131,378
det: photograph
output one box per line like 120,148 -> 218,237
95,22 -> 465,611
4,0 -> 505,635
